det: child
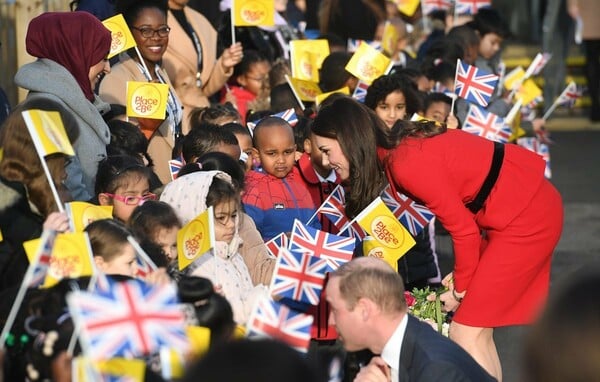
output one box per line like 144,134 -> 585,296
466,7 -> 510,74
446,24 -> 481,65
242,117 -> 318,240
128,200 -> 181,266
181,122 -> 241,164
188,103 -> 241,126
220,122 -> 254,171
85,218 -> 138,277
424,92 -> 459,129
222,50 -> 271,124
95,154 -> 156,223
365,73 -> 424,127
160,170 -> 268,324
318,52 -> 357,93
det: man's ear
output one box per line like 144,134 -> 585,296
356,297 -> 375,322
98,193 -> 111,206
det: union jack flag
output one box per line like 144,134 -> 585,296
517,137 -> 552,179
529,53 -> 552,76
68,278 -> 188,360
316,185 -> 349,231
340,220 -> 368,241
246,296 -> 313,352
455,0 -> 492,15
347,39 -> 381,53
265,232 -> 289,258
463,104 -> 511,143
29,230 -> 58,288
454,59 -> 499,107
272,108 -> 299,127
269,248 -> 329,306
352,80 -> 370,103
168,159 -> 184,181
422,0 -> 451,15
556,81 -> 580,108
380,185 -> 434,236
289,219 -> 355,270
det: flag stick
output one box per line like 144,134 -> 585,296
305,185 -> 342,226
451,59 -> 460,112
127,236 -> 158,272
230,2 -> 236,45
542,83 -> 573,121
0,230 -> 54,350
134,46 -> 152,81
284,74 -> 306,111
504,98 -> 523,125
41,155 -> 65,213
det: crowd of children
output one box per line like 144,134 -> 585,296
0,1 -> 564,380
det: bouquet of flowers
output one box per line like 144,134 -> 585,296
404,287 -> 450,336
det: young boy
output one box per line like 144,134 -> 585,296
467,7 -> 510,74
242,117 -> 318,240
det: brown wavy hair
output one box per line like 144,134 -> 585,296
0,98 -> 79,216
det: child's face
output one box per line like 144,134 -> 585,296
425,101 -> 451,124
238,61 -> 271,96
479,33 -> 503,60
99,174 -> 153,223
214,198 -> 238,243
234,132 -> 254,171
155,226 -> 179,262
96,243 -> 138,277
253,125 -> 296,178
375,90 -> 407,128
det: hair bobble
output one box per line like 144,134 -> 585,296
433,58 -> 443,66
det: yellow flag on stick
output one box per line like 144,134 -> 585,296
186,325 -> 211,357
285,75 -> 323,102
503,66 -> 525,91
102,14 -> 137,59
381,21 -> 400,56
177,207 -> 215,270
395,0 -> 420,17
23,232 -> 94,288
290,39 -> 330,82
355,197 -> 415,269
126,81 -> 169,120
65,201 -> 113,232
515,79 -> 542,106
315,86 -> 350,106
362,236 -> 401,271
95,358 -> 145,381
22,110 -> 75,157
345,42 -> 392,85
232,0 -> 275,27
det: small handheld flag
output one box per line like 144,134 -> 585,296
102,14 -> 137,59
345,42 -> 392,85
290,39 -> 330,82
380,184 -> 434,236
177,207 -> 215,271
66,201 -> 113,232
454,59 -> 499,107
126,81 -> 170,120
463,104 -> 511,143
265,232 -> 289,258
231,0 -> 275,27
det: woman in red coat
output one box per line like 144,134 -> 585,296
310,96 -> 563,381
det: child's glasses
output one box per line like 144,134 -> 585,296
103,193 -> 157,206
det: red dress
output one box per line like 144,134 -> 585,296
378,129 -> 563,327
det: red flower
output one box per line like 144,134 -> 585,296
404,291 -> 416,307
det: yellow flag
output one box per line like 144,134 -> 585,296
315,86 -> 350,106
381,21 -> 400,56
355,197 -> 415,267
23,232 -> 94,287
0,228 -> 3,242
503,66 -> 525,91
515,79 -> 542,105
395,0 -> 420,16
345,42 -> 391,85
363,236 -> 400,271
177,207 -> 215,270
95,358 -> 145,381
286,76 -> 323,102
102,14 -> 137,59
160,348 -> 186,379
126,81 -> 170,120
66,202 -> 113,232
186,325 -> 211,357
290,39 -> 330,82
22,110 -> 75,157
232,0 -> 275,27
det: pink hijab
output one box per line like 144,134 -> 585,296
25,11 -> 112,101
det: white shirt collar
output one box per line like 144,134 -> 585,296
380,314 -> 408,381
316,170 -> 337,183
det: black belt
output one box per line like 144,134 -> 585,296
466,141 -> 505,214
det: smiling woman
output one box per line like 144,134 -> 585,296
99,0 -> 184,184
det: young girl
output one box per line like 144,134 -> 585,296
160,170 -> 268,324
221,50 -> 271,124
365,73 -> 423,127
85,219 -> 138,278
95,154 -> 156,223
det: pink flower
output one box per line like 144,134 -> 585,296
404,291 -> 416,307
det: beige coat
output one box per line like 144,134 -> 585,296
238,212 -> 276,286
99,55 -> 182,184
163,7 -> 233,131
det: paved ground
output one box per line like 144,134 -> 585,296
435,119 -> 600,381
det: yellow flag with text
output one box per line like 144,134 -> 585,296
127,81 -> 169,120
355,197 -> 415,269
515,79 -> 542,105
66,202 -> 113,232
102,14 -> 137,59
22,110 -> 75,157
345,42 -> 391,85
177,207 -> 215,270
315,86 -> 350,106
23,232 -> 94,288
232,0 -> 275,27
290,39 -> 330,82
395,0 -> 420,17
362,236 -> 400,271
381,21 -> 400,56
286,76 -> 323,102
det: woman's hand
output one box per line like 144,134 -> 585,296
441,272 -> 454,288
440,289 -> 461,312
43,212 -> 70,233
221,42 -> 244,72
354,356 -> 391,382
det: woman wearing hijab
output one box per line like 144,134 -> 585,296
14,12 -> 112,201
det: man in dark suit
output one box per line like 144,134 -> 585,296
326,257 -> 496,381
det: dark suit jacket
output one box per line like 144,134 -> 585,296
398,315 -> 497,382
